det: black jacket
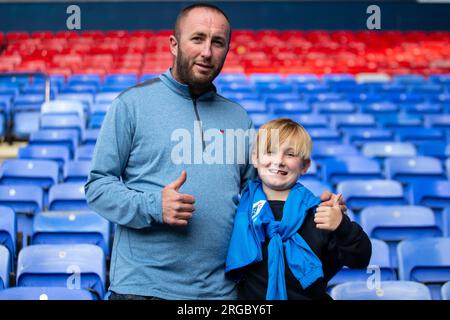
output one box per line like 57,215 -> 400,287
237,200 -> 372,300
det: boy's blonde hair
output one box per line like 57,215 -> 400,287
254,118 -> 312,161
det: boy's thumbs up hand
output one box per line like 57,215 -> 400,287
162,170 -> 196,227
314,194 -> 343,232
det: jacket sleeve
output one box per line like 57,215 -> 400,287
84,97 -> 163,229
239,118 -> 257,190
322,214 -> 372,281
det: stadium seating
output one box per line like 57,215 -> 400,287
442,281 -> 450,300
16,244 -> 106,298
321,157 -> 383,185
330,281 -> 432,300
0,245 -> 10,289
385,157 -> 446,186
0,287 -> 97,300
0,206 -> 16,269
47,183 -> 88,211
398,238 -> 450,299
0,159 -> 59,190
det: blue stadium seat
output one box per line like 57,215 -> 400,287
60,84 -> 97,95
429,74 -> 450,84
328,239 -> 396,287
362,142 -> 417,161
378,114 -> 423,130
271,101 -> 310,114
294,114 -> 328,129
18,145 -> 70,171
309,128 -> 341,143
332,114 -> 376,130
346,93 -> 384,104
0,287 -> 97,300
402,102 -> 441,114
383,93 -> 425,104
220,84 -> 254,94
360,102 -> 399,115
95,92 -> 120,105
398,238 -> 450,300
84,129 -> 99,145
442,281 -> 450,300
0,185 -> 43,214
215,73 -> 248,84
296,83 -> 331,95
411,180 -> 450,210
16,244 -> 106,297
249,73 -> 283,84
375,84 -> 406,95
64,160 -> 91,183
254,83 -> 293,94
13,94 -> 45,112
29,130 -> 79,158
48,183 -> 88,211
302,160 -> 319,181
314,101 -> 355,114
300,180 -> 333,197
343,128 -> 393,147
32,211 -> 110,255
0,159 -> 59,190
104,73 -> 138,86
56,93 -> 94,113
337,180 -> 408,212
385,157 -> 445,186
409,84 -> 443,95
443,208 -> 450,237
68,74 -> 101,87
393,74 -> 425,85
313,144 -> 359,160
322,157 -> 383,185
75,145 -> 95,161
394,128 -> 445,144
41,100 -> 85,119
13,111 -> 41,139
285,74 -> 319,84
417,142 -> 450,160
223,92 -> 260,102
21,83 -> 57,97
40,114 -> 85,142
323,74 -> 355,85
238,99 -> 267,113
330,281 -> 431,300
425,114 -> 450,129
0,245 -> 10,289
0,206 -> 15,270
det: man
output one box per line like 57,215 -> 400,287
85,3 -> 344,300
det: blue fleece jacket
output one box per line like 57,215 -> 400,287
85,69 -> 256,299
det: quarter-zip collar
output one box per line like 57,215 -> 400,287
159,68 -> 217,101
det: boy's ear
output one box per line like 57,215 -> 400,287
300,159 -> 311,175
251,150 -> 259,169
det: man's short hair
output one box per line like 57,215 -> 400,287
174,3 -> 232,42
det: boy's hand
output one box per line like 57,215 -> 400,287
315,194 -> 343,231
319,190 -> 347,214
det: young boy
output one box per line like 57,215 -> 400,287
225,118 -> 372,300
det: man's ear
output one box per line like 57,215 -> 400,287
169,35 -> 178,57
300,159 -> 311,175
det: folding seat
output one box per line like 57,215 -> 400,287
13,94 -> 45,112
331,114 -> 376,130
362,142 -> 416,163
29,130 -> 79,158
409,84 -> 443,95
32,210 -> 110,255
0,159 -> 59,190
383,93 -> 425,104
13,111 -> 41,139
330,281 -> 431,300
302,160 -> 319,181
328,239 -> 396,287
336,180 -> 408,212
294,114 -> 329,129
309,128 -> 341,143
322,157 -> 382,185
219,83 -> 254,94
346,93 -> 384,104
56,93 -> 94,114
343,128 -> 393,147
0,84 -> 20,98
104,73 -> 138,86
285,74 -> 319,85
249,73 -> 284,84
139,73 -> 158,82
48,183 -> 88,211
360,102 -> 399,115
442,281 -> 450,300
331,83 -> 367,94
41,100 -> 85,119
64,160 -> 90,183
40,114 -> 85,142
398,238 -> 450,299
0,287 -> 97,300
394,128 -> 445,144
443,208 -> 450,237
417,142 -> 449,160
374,84 -> 406,95
60,84 -> 97,95
322,74 -> 355,85
446,159 -> 450,179
307,93 -> 344,104
313,144 -> 359,161
0,206 -> 15,270
0,245 -> 9,289
238,99 -> 267,114
425,114 -> 450,129
361,205 -> 442,267
16,244 -> 106,298
83,129 -> 99,146
222,92 -> 260,102
95,92 -> 120,105
385,157 -> 445,186
100,84 -> 130,92
401,102 -> 441,115
270,101 -> 310,115
411,180 -> 450,210
378,114 -> 423,130
21,83 -> 58,97
300,180 -> 333,197
429,74 -> 450,84
254,83 -> 293,95
314,102 -> 356,114
214,73 -> 248,85
295,83 -> 331,95
75,145 -> 95,161
18,145 -> 70,171
68,74 -> 101,87
393,74 -> 425,85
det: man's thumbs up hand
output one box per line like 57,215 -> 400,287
162,171 -> 196,227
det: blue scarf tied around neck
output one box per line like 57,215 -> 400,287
225,180 -> 324,300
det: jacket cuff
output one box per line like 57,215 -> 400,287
333,214 -> 353,239
145,191 -> 163,225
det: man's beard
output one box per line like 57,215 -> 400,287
175,49 -> 224,90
